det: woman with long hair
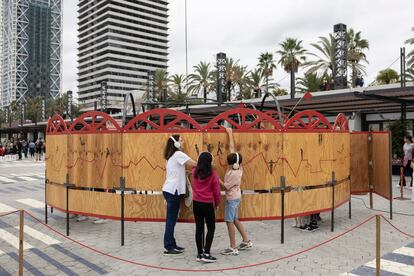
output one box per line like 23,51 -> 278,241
162,134 -> 197,255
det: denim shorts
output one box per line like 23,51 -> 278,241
224,198 -> 241,222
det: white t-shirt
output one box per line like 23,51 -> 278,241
162,151 -> 191,195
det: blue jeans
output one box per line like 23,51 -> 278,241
163,191 -> 180,250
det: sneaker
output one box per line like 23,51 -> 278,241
175,246 -> 185,252
201,253 -> 217,263
237,240 -> 253,251
163,249 -> 183,256
69,214 -> 77,219
196,254 -> 203,262
93,218 -> 108,224
76,216 -> 88,222
307,224 -> 319,232
299,224 -> 309,232
221,247 -> 239,255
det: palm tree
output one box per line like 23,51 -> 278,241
248,68 -> 263,98
188,61 -> 214,103
405,27 -> 414,69
277,38 -> 307,99
257,52 -> 276,96
272,88 -> 288,96
232,65 -> 250,100
305,34 -> 335,77
376,69 -> 399,84
154,69 -> 169,102
224,57 -> 239,101
297,73 -> 324,93
347,29 -> 369,87
169,74 -> 187,101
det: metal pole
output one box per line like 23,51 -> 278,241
401,47 -> 406,88
388,132 -> 393,220
184,0 -> 189,80
66,174 -> 70,236
121,177 -> 125,246
45,180 -> 48,224
331,171 -> 335,232
376,215 -> 381,276
281,176 -> 286,244
348,197 -> 351,219
368,133 -> 374,209
19,210 -> 24,276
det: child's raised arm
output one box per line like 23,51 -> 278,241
225,128 -> 235,153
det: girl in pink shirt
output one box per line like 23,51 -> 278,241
191,152 -> 220,263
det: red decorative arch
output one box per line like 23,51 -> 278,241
203,108 -> 281,132
264,111 -> 288,124
284,110 -> 332,131
46,114 -> 68,134
69,111 -> 121,133
123,108 -> 201,132
333,113 -> 349,131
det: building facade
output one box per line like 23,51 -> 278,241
0,0 -> 62,109
77,0 -> 169,113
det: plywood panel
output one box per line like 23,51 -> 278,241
68,134 -> 122,189
69,189 -> 121,218
284,187 -> 332,216
283,133 -> 334,187
350,133 -> 369,193
331,133 -> 351,181
122,133 -> 202,190
203,133 -> 284,190
45,135 -> 68,185
372,133 -> 391,199
335,181 -> 351,205
45,183 -> 66,210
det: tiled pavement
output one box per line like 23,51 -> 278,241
0,166 -> 414,275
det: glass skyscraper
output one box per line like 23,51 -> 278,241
1,0 -> 62,109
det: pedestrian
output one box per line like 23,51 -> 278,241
29,140 -> 35,158
220,128 -> 252,256
162,135 -> 197,256
191,151 -> 220,263
16,139 -> 22,160
398,135 -> 413,188
22,139 -> 28,158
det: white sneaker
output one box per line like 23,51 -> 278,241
93,218 -> 108,224
221,247 -> 239,255
76,216 -> 88,222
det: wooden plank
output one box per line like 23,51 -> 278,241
331,133 -> 351,181
45,135 -> 68,185
335,181 -> 351,205
284,187 -> 331,216
372,133 -> 391,199
69,189 -> 121,217
350,133 -> 369,193
122,133 -> 202,190
283,133 -> 334,187
45,183 -> 66,210
68,134 -> 122,189
203,133 -> 284,190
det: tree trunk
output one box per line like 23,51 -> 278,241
266,75 -> 269,96
351,62 -> 356,88
290,70 -> 295,99
203,87 -> 207,103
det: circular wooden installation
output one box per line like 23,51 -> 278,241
45,108 -> 350,222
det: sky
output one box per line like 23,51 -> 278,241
62,0 -> 414,97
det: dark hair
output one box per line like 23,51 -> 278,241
227,152 -> 243,166
164,134 -> 180,160
406,135 -> 413,143
195,152 -> 213,180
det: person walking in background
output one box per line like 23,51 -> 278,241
191,152 -> 221,263
29,140 -> 35,158
22,139 -> 28,158
399,135 -> 413,188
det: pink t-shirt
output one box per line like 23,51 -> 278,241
224,168 -> 242,200
191,168 -> 221,207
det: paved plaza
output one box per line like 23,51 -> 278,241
0,159 -> 413,275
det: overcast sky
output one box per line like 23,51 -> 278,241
62,0 -> 414,97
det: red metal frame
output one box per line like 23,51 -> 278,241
69,111 -> 121,133
284,110 -> 333,131
123,108 -> 201,132
203,108 -> 282,132
46,114 -> 68,134
333,113 -> 349,131
264,111 -> 288,124
47,108 -> 349,135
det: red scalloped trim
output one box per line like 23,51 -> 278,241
284,110 -> 332,131
333,113 -> 349,131
46,114 -> 68,134
69,111 -> 121,133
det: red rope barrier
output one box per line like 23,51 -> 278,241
24,210 -> 376,272
380,215 -> 414,239
0,210 -> 19,218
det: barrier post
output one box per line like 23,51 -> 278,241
120,177 -> 125,246
376,215 -> 381,275
65,174 -> 72,236
368,133 -> 374,209
388,132 -> 393,220
45,180 -> 48,224
331,171 -> 335,232
348,197 -> 351,219
280,176 -> 286,244
19,210 -> 24,276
